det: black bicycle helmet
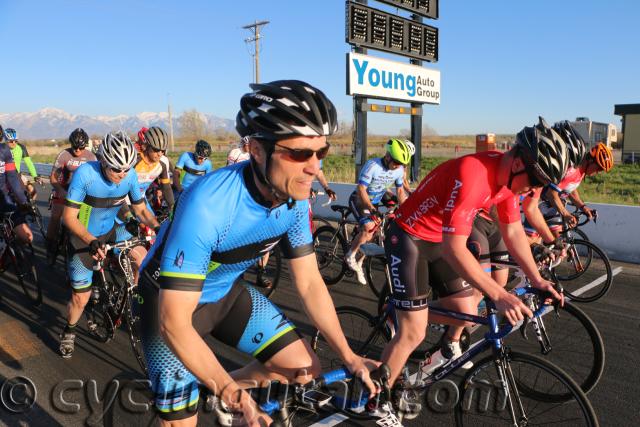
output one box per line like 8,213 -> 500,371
515,116 -> 569,185
195,140 -> 211,158
553,121 -> 586,168
144,126 -> 169,151
236,79 -> 338,140
69,128 -> 89,149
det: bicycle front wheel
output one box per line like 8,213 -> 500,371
11,244 -> 42,305
555,239 -> 612,302
455,350 -> 599,427
125,296 -> 148,376
364,255 -> 388,299
311,306 -> 387,371
506,301 -> 605,397
85,286 -> 115,343
313,225 -> 348,285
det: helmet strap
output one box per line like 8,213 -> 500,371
249,143 -> 294,208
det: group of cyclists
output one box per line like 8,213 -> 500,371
0,78 -> 615,426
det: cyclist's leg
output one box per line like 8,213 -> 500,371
114,223 -> 145,285
380,221 -> 432,384
47,197 -> 64,251
10,211 -> 33,245
346,192 -> 376,258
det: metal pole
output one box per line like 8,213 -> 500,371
410,14 -> 424,183
243,20 -> 269,84
353,0 -> 368,181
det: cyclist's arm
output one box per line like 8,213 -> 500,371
3,163 -> 27,205
567,189 -> 586,209
173,167 -> 183,192
289,253 -> 379,393
396,185 -> 407,204
50,168 -> 67,197
62,205 -> 96,245
130,201 -> 160,229
521,194 -> 556,244
23,156 -> 38,178
158,289 -> 262,414
157,162 -> 175,209
356,184 -> 375,211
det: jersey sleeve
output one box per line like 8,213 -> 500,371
280,200 -> 314,259
206,160 -> 213,173
158,198 -> 219,292
496,195 -> 521,224
52,151 -> 67,174
157,161 -> 171,184
65,166 -> 89,207
127,169 -> 144,204
176,152 -> 188,169
357,159 -> 376,187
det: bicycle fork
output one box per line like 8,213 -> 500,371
521,296 -> 552,355
496,355 -> 528,427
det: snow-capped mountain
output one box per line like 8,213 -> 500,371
0,108 -> 235,139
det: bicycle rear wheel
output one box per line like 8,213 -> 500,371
311,306 -> 387,371
506,300 -> 604,397
455,350 -> 598,426
554,239 -> 612,302
11,243 -> 42,305
85,285 -> 115,343
125,296 -> 148,376
313,225 -> 348,286
364,255 -> 388,299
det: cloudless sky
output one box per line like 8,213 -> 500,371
1,0 -> 639,135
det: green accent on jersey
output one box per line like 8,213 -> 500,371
207,261 -> 221,274
253,326 -> 295,357
9,144 -> 37,177
159,271 -> 206,280
77,204 -> 93,228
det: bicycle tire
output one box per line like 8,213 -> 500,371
11,243 -> 42,305
125,296 -> 148,376
85,285 -> 115,343
554,239 -> 612,302
313,225 -> 348,286
455,350 -> 599,426
311,306 -> 387,371
506,301 -> 605,397
364,255 -> 388,299
243,246 -> 281,299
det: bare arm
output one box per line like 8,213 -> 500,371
522,195 -> 556,243
357,184 -> 375,211
50,169 -> 66,197
130,202 -> 160,228
396,186 -> 407,204
173,168 -> 183,192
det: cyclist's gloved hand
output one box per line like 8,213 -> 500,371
561,210 -> 577,228
34,176 -> 44,186
324,187 -> 337,201
125,217 -> 141,237
580,205 -> 595,219
18,203 -> 34,215
89,239 -> 105,256
531,243 -> 554,264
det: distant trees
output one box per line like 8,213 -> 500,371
179,109 -> 207,140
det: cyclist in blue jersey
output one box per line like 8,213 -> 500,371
173,139 -> 213,193
138,80 -> 379,426
0,125 -> 33,245
345,138 -> 410,284
59,132 -> 160,359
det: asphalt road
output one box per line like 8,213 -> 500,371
0,187 -> 638,426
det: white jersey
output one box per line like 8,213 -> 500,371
227,148 -> 250,165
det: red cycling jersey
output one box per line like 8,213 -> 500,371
547,166 -> 585,198
395,151 -> 521,242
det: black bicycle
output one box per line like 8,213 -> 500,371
0,211 -> 42,305
84,235 -> 152,375
552,210 -> 613,302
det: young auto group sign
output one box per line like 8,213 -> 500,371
347,52 -> 440,104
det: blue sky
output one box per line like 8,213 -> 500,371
1,0 -> 638,135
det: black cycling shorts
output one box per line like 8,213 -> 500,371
384,221 -> 473,311
467,215 -> 509,271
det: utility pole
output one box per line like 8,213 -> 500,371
242,20 -> 269,83
167,93 -> 174,152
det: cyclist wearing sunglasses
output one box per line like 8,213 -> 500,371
137,80 -> 379,426
0,126 -> 33,246
174,139 -> 213,193
47,128 -> 97,260
346,138 -> 410,285
59,131 -> 160,359
3,127 -> 43,199
379,117 -> 566,385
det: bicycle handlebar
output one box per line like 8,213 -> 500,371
103,235 -> 153,252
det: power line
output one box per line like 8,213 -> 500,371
242,20 -> 270,84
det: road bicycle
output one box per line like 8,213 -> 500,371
0,211 -> 42,305
552,210 -> 613,302
83,235 -> 152,375
311,286 -> 599,426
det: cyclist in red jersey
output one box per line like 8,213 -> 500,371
381,117 -> 568,384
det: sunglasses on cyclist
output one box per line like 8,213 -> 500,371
197,155 -> 208,160
110,167 -> 130,174
274,143 -> 330,162
151,147 -> 166,154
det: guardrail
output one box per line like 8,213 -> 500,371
311,182 -> 640,264
31,163 -> 638,264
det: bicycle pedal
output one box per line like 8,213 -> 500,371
87,321 -> 97,332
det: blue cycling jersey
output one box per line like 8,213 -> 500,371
141,162 -> 314,303
358,157 -> 404,204
65,161 -> 143,236
176,152 -> 213,191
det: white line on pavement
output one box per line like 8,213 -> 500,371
570,266 -> 622,297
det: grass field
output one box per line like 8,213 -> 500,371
24,135 -> 639,206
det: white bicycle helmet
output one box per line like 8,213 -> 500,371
98,131 -> 136,170
404,139 -> 416,156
